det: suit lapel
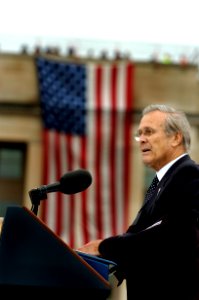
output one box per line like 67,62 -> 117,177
132,155 -> 191,227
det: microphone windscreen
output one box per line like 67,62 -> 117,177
59,169 -> 92,194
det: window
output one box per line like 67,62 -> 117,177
0,142 -> 26,216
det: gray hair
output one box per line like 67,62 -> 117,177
142,104 -> 191,151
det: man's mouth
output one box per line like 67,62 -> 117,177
142,148 -> 151,153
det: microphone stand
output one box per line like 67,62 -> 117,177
29,187 -> 48,216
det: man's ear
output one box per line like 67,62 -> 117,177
171,132 -> 183,147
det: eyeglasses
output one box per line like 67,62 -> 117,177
134,128 -> 157,141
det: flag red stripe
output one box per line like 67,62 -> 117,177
54,132 -> 62,235
65,134 -> 75,247
41,129 -> 50,222
123,63 -> 134,229
95,65 -> 103,238
80,136 -> 89,243
110,64 -> 117,235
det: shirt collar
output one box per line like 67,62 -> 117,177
156,153 -> 188,181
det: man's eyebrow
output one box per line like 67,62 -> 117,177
138,126 -> 153,132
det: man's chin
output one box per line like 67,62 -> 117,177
142,158 -> 153,167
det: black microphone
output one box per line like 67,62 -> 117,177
45,169 -> 92,194
29,169 -> 92,205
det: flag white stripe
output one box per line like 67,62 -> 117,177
73,137 -> 84,248
116,63 -> 127,233
100,64 -> 112,237
60,133 -> 70,243
86,63 -> 98,240
47,130 -> 57,231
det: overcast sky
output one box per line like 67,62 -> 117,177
0,0 -> 199,60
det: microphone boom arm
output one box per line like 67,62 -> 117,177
28,169 -> 92,216
29,186 -> 48,215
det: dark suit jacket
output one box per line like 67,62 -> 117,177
99,155 -> 199,300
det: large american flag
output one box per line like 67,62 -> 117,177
36,56 -> 134,249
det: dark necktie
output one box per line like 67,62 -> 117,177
127,176 -> 159,227
127,175 -> 159,228
144,175 -> 159,203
